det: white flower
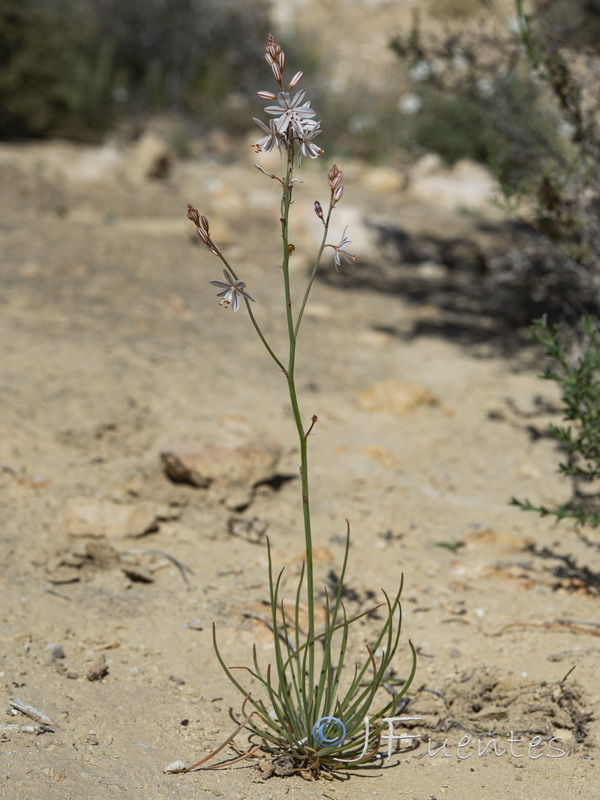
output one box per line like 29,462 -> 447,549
253,117 -> 283,154
209,269 -> 255,311
264,89 -> 316,137
296,122 -> 323,163
328,228 -> 357,272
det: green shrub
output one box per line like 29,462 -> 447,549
0,0 -> 75,138
534,0 -> 600,51
390,0 -> 600,320
404,72 -> 562,189
512,316 -> 600,527
0,0 -> 274,140
389,12 -> 566,190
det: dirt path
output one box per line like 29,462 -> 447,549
0,134 -> 598,800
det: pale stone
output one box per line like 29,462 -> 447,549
407,154 -> 496,211
355,380 -> 439,416
160,432 -> 281,509
65,497 -> 165,538
361,166 -> 405,194
130,132 -> 172,181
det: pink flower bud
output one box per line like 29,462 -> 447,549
257,90 -> 277,100
266,34 -> 280,60
328,164 -> 343,189
196,226 -> 209,245
200,215 -> 210,233
288,71 -> 303,90
333,186 -> 344,204
187,204 -> 200,226
270,62 -> 282,83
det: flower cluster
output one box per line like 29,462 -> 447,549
328,164 -> 344,206
186,34 -> 357,321
253,34 -> 323,163
318,165 -> 357,271
187,205 -> 255,310
187,205 -> 221,257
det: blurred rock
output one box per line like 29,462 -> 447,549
416,261 -> 448,280
360,165 -> 405,194
356,380 -> 439,416
161,430 -> 281,510
65,497 -> 166,538
130,132 -> 172,181
86,654 -> 109,682
407,154 -> 496,211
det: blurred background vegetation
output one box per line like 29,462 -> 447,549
2,0 -> 598,174
2,0 -> 600,320
0,0 -> 279,140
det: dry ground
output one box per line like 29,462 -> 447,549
1,4 -> 599,795
0,130 -> 598,800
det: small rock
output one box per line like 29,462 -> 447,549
257,759 -> 276,779
86,654 -> 109,682
121,565 -> 154,583
360,165 -> 404,193
131,132 -> 172,181
65,497 -> 163,538
161,430 -> 281,509
48,643 -> 66,660
416,261 -> 448,280
46,567 -> 81,585
163,760 -> 187,774
355,380 -> 439,416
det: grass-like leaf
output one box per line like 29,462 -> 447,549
211,530 -> 417,775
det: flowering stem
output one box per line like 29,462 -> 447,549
216,252 -> 286,373
280,142 -> 316,718
294,201 -> 334,339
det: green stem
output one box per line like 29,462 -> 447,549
216,252 -> 285,373
280,143 -> 316,721
294,199 -> 334,339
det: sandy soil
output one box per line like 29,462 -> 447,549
1,3 -> 600,789
0,131 -> 598,800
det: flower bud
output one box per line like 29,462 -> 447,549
257,90 -> 277,100
266,34 -> 280,60
187,204 -> 200,226
328,165 -> 343,189
314,201 -> 324,220
288,71 -> 303,90
196,226 -> 209,245
200,215 -> 210,233
270,62 -> 282,83
333,185 -> 344,204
